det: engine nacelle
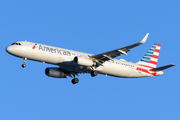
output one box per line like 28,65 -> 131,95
74,56 -> 94,66
45,67 -> 66,78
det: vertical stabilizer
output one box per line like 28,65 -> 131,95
137,43 -> 161,69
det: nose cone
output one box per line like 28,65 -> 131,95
6,45 -> 22,57
6,46 -> 13,54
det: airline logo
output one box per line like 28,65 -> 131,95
32,43 -> 37,49
38,45 -> 71,56
138,43 -> 161,69
137,43 -> 161,76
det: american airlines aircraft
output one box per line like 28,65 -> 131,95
6,33 -> 175,84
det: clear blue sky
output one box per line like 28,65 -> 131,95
0,0 -> 179,120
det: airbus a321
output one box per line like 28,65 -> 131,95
6,33 -> 175,84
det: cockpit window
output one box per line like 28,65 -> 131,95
11,43 -> 21,45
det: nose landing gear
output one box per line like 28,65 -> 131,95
22,64 -> 26,68
22,58 -> 27,68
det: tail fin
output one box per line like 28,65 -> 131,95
137,43 -> 161,69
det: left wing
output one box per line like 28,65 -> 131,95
58,67 -> 80,78
90,33 -> 149,66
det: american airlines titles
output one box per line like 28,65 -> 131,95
39,45 -> 71,56
38,45 -> 134,68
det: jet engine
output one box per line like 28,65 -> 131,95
45,67 -> 66,78
73,56 -> 94,66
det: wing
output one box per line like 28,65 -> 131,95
58,67 -> 80,78
90,33 -> 149,66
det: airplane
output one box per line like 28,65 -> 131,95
6,33 -> 175,84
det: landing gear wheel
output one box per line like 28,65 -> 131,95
71,78 -> 79,84
91,71 -> 98,77
22,58 -> 27,68
22,64 -> 26,68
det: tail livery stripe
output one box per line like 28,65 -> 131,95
143,56 -> 151,59
150,58 -> 158,62
140,59 -> 150,63
151,46 -> 157,49
136,67 -> 157,76
139,64 -> 155,69
147,51 -> 154,54
137,43 -> 161,69
149,60 -> 157,65
157,44 -> 161,47
155,49 -> 160,53
144,54 -> 153,57
152,55 -> 158,59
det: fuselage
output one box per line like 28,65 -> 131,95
6,41 -> 164,78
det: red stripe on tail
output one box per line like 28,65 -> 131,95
157,44 -> 161,47
149,60 -> 157,65
151,55 -> 158,59
154,49 -> 160,53
136,67 -> 157,76
139,64 -> 155,69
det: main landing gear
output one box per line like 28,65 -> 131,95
71,71 -> 98,84
91,71 -> 98,77
71,74 -> 79,84
22,58 -> 27,68
71,78 -> 79,84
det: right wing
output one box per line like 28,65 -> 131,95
90,33 -> 149,66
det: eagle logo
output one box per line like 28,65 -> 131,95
32,43 -> 37,49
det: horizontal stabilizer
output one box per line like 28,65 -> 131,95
150,64 -> 175,71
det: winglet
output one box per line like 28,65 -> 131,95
140,33 -> 149,44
